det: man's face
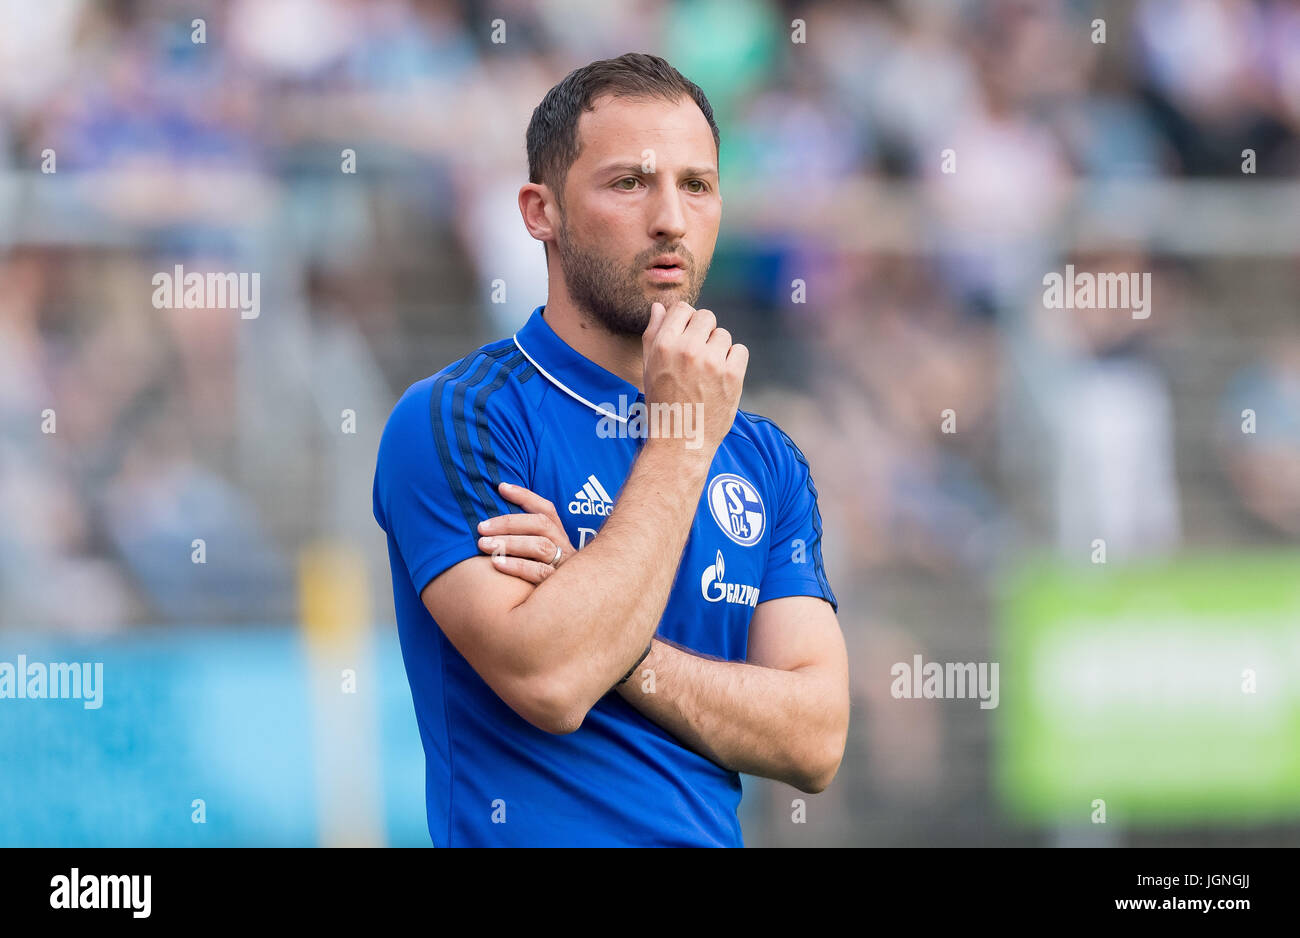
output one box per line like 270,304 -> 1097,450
552,93 -> 721,336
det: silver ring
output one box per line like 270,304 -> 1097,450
549,544 -> 563,567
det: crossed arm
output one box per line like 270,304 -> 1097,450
460,481 -> 850,794
615,598 -> 848,793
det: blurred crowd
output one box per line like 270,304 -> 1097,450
0,0 -> 1297,636
1,0 -> 1298,848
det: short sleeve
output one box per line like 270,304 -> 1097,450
373,363 -> 531,595
758,429 -> 839,613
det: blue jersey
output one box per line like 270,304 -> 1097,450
372,305 -> 837,847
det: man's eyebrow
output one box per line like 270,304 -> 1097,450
597,162 -> 719,178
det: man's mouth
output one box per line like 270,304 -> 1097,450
647,254 -> 686,282
646,264 -> 686,282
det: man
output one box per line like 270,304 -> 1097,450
373,52 -> 848,847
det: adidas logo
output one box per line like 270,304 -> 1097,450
568,474 -> 614,517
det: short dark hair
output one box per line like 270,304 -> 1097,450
526,52 -> 721,211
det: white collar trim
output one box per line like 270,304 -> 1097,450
512,334 -> 628,423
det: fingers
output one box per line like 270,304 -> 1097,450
644,302 -> 716,350
682,306 -> 716,345
726,341 -> 749,376
643,301 -> 667,344
488,553 -> 555,584
480,484 -> 576,567
478,511 -> 559,537
705,326 -> 731,350
495,482 -> 561,523
655,301 -> 695,341
478,534 -> 559,565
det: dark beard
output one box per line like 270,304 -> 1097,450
554,217 -> 705,337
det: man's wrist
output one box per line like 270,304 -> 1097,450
639,436 -> 715,482
616,641 -> 653,686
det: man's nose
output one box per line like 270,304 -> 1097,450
648,185 -> 687,243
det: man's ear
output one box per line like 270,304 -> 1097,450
518,183 -> 559,243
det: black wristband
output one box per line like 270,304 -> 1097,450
616,643 -> 653,685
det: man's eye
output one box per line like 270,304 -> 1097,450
685,180 -> 708,193
615,177 -> 640,190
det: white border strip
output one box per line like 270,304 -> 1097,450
513,334 -> 627,423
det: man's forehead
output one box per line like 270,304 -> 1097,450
574,93 -> 715,165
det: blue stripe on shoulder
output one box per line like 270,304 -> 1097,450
430,346 -> 518,532
467,351 -> 526,514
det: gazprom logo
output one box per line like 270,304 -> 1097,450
700,550 -> 760,606
707,473 -> 765,547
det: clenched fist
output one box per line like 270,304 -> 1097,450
641,300 -> 748,457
